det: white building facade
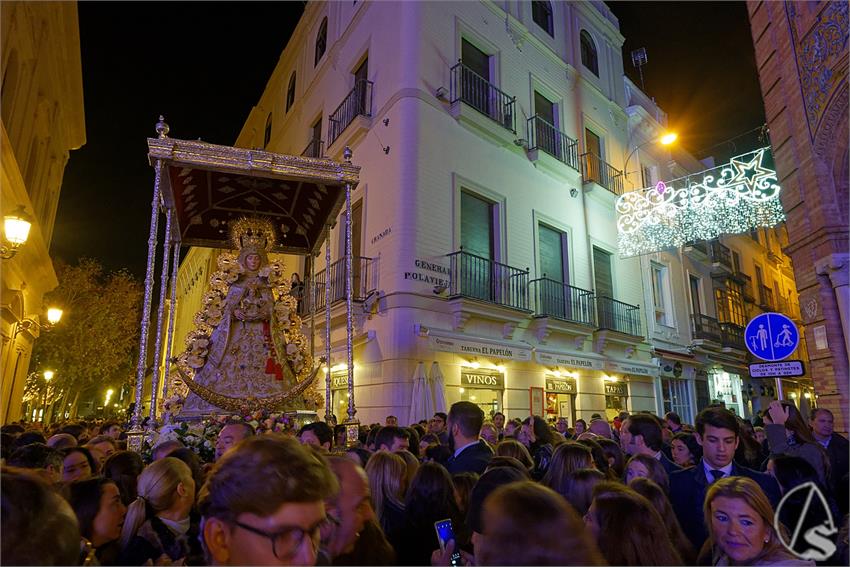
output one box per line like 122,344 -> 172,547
220,0 -> 662,425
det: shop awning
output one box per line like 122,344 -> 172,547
148,137 -> 360,256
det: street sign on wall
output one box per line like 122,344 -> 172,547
749,360 -> 805,378
744,312 -> 800,361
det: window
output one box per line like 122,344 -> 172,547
689,275 -> 703,316
580,30 -> 598,76
731,250 -> 742,273
641,165 -> 653,188
460,191 -> 496,302
314,17 -> 328,66
286,72 -> 296,112
592,247 -> 613,298
462,39 -> 490,81
532,0 -> 554,36
715,282 -> 746,326
461,191 -> 494,260
539,224 -> 567,282
263,113 -> 272,148
539,223 -> 570,319
651,262 -> 673,326
534,91 -> 560,156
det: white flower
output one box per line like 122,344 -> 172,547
286,343 -> 298,355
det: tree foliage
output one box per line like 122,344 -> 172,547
32,258 -> 143,407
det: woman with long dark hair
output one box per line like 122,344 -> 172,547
585,482 -> 682,565
64,477 -> 127,564
630,477 -> 696,565
519,416 -> 556,480
395,462 -> 461,565
763,400 -> 830,486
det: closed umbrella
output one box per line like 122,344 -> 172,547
408,362 -> 432,425
430,361 -> 447,413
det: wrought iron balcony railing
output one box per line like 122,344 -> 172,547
692,314 -> 722,342
328,79 -> 373,146
709,240 -> 733,271
596,296 -> 642,336
527,116 -> 579,171
298,256 -> 374,315
720,322 -> 746,350
446,249 -> 529,311
580,152 -> 624,195
301,138 -> 324,158
450,62 -> 516,133
529,278 -> 595,326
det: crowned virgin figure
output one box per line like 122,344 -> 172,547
176,217 -> 323,417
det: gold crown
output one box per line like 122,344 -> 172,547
229,217 -> 276,251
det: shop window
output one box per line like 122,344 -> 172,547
580,30 -> 599,76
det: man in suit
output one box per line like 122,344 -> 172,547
669,406 -> 781,552
810,407 -> 849,516
620,413 -> 681,475
444,401 -> 493,475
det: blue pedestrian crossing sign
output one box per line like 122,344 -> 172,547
745,312 -> 799,361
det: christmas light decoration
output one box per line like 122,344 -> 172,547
616,147 -> 786,257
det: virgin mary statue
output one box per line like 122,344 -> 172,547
174,217 -> 323,417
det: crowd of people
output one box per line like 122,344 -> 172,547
2,401 -> 848,566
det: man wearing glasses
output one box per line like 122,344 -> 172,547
199,436 -> 339,565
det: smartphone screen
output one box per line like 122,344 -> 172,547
434,519 -> 462,566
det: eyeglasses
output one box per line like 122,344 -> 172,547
232,514 -> 339,561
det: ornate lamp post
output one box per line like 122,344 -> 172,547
1,205 -> 33,259
40,370 -> 54,425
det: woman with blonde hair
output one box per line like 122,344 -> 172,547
118,457 -> 197,565
365,451 -> 407,545
495,439 -> 534,471
703,476 -> 814,566
394,449 -> 419,497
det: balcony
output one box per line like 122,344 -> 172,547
709,240 -> 733,272
719,322 -> 746,350
580,153 -> 624,195
529,278 -> 595,326
526,116 -> 579,171
596,296 -> 642,336
299,256 -> 374,315
450,62 -> 516,133
446,250 -> 529,311
759,285 -> 775,311
692,314 -> 722,342
683,240 -> 710,262
301,138 -> 324,158
328,79 -> 373,146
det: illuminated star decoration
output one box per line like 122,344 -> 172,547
616,147 -> 785,257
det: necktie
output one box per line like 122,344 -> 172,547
710,469 -> 725,482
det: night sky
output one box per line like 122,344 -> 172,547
51,1 -> 765,278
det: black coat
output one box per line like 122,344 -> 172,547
445,440 -> 493,475
824,433 -> 849,516
669,459 -> 782,552
658,451 -> 682,476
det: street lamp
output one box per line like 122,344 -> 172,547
41,370 -> 54,425
623,131 -> 678,188
13,307 -> 64,339
1,205 -> 33,259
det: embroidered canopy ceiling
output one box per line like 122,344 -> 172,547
147,137 -> 360,256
